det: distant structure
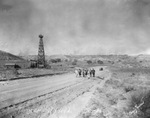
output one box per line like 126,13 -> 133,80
37,34 -> 45,68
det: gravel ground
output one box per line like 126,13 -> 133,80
0,66 -> 106,118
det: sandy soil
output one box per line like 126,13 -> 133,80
0,66 -> 106,118
77,67 -> 150,118
1,66 -> 149,118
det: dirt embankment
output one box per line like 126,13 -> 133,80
77,67 -> 150,118
0,68 -> 69,81
2,66 -> 150,118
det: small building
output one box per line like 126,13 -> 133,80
30,60 -> 38,68
5,63 -> 18,70
4,60 -> 31,70
15,60 -> 30,69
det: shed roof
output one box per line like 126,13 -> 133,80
5,63 -> 16,66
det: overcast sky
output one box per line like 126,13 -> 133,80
0,0 -> 150,55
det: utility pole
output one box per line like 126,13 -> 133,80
37,34 -> 45,68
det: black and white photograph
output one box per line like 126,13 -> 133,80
0,0 -> 150,118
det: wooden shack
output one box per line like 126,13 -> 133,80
5,63 -> 17,70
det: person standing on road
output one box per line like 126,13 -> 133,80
83,69 -> 85,77
87,69 -> 90,79
92,68 -> 95,77
85,69 -> 88,77
75,69 -> 78,77
79,69 -> 81,77
89,69 -> 92,77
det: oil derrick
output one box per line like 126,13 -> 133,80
37,34 -> 45,68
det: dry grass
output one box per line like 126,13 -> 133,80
111,67 -> 150,118
103,67 -> 150,118
128,90 -> 150,118
124,85 -> 135,93
78,66 -> 150,118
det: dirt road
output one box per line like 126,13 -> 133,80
0,73 -> 83,109
0,66 -> 109,118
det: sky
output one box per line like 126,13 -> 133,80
0,0 -> 150,55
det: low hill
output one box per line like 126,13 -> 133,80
21,54 -> 137,64
0,50 -> 28,70
136,54 -> 150,61
0,50 -> 24,61
20,55 -> 69,61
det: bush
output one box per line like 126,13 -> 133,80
108,61 -> 114,64
71,59 -> 78,65
65,59 -> 68,62
72,61 -> 77,65
124,86 -> 135,93
87,60 -> 92,64
50,58 -> 61,63
73,59 -> 78,62
97,60 -> 103,64
55,58 -> 61,62
128,90 -> 150,118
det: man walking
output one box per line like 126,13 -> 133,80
79,69 -> 81,77
89,69 -> 92,77
92,68 -> 95,77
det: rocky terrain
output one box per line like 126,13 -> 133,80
1,64 -> 150,118
77,66 -> 150,118
0,53 -> 150,118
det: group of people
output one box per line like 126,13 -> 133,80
75,68 -> 96,78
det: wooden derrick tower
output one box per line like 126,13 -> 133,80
37,34 -> 45,68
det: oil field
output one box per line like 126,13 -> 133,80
0,38 -> 150,118
1,0 -> 150,118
